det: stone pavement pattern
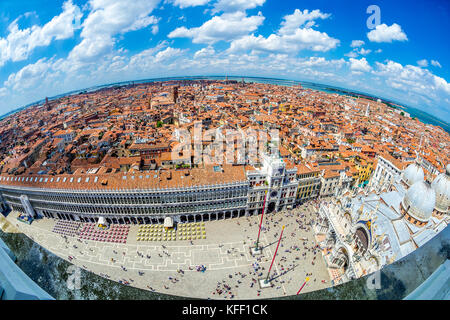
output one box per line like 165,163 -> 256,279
6,203 -> 331,299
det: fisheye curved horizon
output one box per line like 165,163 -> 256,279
0,0 -> 449,306
2,75 -> 449,132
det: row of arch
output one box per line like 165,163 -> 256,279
41,208 -> 266,225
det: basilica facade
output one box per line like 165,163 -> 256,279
314,162 -> 449,285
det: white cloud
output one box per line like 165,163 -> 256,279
374,60 -> 450,100
337,59 -> 450,120
346,46 -> 370,58
367,23 -> 408,43
358,48 -> 371,55
0,0 -> 82,67
349,57 -> 371,72
69,0 -> 160,62
228,8 -> 339,54
167,0 -> 211,9
417,59 -> 428,67
154,47 -> 185,63
168,11 -> 265,44
229,30 -> 339,53
126,42 -> 186,70
431,60 -> 442,68
213,0 -> 265,13
0,87 -> 7,97
350,40 -> 364,48
279,9 -> 330,35
194,46 -> 216,59
4,58 -> 56,91
345,51 -> 358,58
123,16 -> 159,33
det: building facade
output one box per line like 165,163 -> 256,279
314,162 -> 449,285
0,154 -> 301,225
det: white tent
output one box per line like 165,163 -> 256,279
164,217 -> 174,228
97,217 -> 109,228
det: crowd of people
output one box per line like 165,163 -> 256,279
43,200 -> 330,298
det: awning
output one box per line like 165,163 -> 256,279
164,217 -> 174,228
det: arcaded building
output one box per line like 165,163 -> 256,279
0,154 -> 300,225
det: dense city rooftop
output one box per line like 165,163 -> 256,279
0,79 -> 449,188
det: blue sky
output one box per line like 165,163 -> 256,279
0,0 -> 449,122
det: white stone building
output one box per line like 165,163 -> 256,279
314,162 -> 450,285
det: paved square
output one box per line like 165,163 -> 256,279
6,202 -> 331,299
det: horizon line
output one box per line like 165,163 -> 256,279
1,75 -> 449,130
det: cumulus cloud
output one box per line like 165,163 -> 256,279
367,23 -> 408,43
350,40 -> 364,48
125,42 -> 186,71
0,0 -> 82,67
347,47 -> 371,58
349,57 -> 371,72
168,11 -> 265,44
372,60 -> 450,120
278,9 -> 330,34
228,9 -> 339,54
374,60 -> 450,103
212,0 -> 265,13
69,0 -> 160,62
358,48 -> 371,55
0,87 -> 7,97
154,47 -> 185,62
431,60 -> 442,68
4,58 -> 56,91
194,46 -> 216,59
417,59 -> 428,67
167,0 -> 211,9
345,51 -> 358,58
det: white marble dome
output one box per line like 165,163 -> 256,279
402,180 -> 436,223
431,165 -> 450,213
402,162 -> 424,186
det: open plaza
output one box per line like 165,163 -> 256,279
5,201 -> 331,299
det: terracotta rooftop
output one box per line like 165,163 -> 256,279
0,165 -> 247,191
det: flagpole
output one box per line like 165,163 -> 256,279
265,225 -> 285,283
296,277 -> 310,295
255,190 -> 268,250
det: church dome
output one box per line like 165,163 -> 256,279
402,180 -> 436,223
431,165 -> 450,213
402,162 -> 424,186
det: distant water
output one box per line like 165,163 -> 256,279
1,76 -> 448,133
